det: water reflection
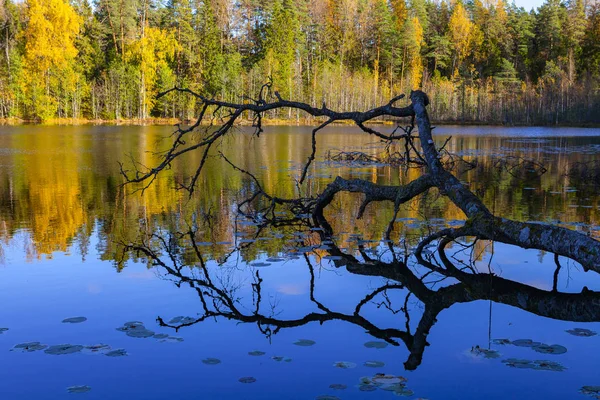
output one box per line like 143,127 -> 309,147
1,125 -> 600,263
124,216 -> 600,373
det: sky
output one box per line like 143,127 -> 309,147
512,0 -> 545,10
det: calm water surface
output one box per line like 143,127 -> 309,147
1,125 -> 600,399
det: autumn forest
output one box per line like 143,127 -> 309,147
0,0 -> 599,124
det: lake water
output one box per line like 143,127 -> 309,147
1,124 -> 600,399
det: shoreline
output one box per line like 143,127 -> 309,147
0,117 -> 598,128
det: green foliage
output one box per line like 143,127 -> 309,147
0,0 -> 597,121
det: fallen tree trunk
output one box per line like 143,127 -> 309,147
313,91 -> 600,273
122,87 -> 600,274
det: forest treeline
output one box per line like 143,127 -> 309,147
0,0 -> 599,124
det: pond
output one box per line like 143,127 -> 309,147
1,124 -> 600,399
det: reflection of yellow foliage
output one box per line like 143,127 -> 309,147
2,126 -> 600,263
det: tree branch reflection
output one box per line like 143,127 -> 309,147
123,222 -> 600,371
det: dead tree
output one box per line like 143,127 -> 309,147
120,88 -> 600,274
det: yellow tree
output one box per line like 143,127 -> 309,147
448,2 -> 475,74
125,26 -> 177,118
390,0 -> 408,29
404,16 -> 424,89
22,0 -> 81,119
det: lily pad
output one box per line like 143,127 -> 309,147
126,327 -> 155,338
105,349 -> 128,357
83,344 -> 111,354
502,358 -> 534,368
533,360 -> 567,371
118,321 -> 144,330
329,384 -> 347,390
45,344 -> 84,355
62,317 -> 87,324
67,385 -> 91,394
580,386 -> 600,396
0,328 -> 9,334
333,361 -> 357,369
492,338 -> 511,345
12,342 -> 47,352
531,344 -> 567,355
239,377 -> 256,384
266,258 -> 285,262
470,346 -> 501,359
372,375 -> 408,385
363,360 -> 385,368
391,387 -> 414,396
293,339 -> 316,347
364,341 -> 388,349
271,356 -> 292,362
202,358 -> 221,365
566,328 -> 597,337
152,333 -> 169,339
512,339 -> 542,347
358,385 -> 378,392
248,350 -> 266,356
160,336 -> 184,343
502,358 -> 566,371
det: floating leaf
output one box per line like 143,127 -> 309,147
116,321 -> 155,338
0,328 -> 7,334
239,377 -> 256,384
359,385 -> 378,392
105,349 -> 128,357
316,396 -> 341,400
248,351 -> 266,356
364,360 -> 385,368
533,360 -> 567,372
329,384 -> 347,390
391,388 -> 414,397
45,344 -> 84,355
492,339 -> 511,345
202,358 -> 221,365
372,375 -> 408,385
12,342 -> 47,352
62,317 -> 87,324
266,258 -> 285,262
502,358 -> 566,371
470,346 -> 500,359
501,358 -> 534,369
512,339 -> 542,347
160,336 -> 184,343
271,356 -> 292,362
83,344 -> 111,354
67,385 -> 91,394
364,341 -> 388,349
580,386 -> 600,396
293,339 -> 315,347
152,333 -> 169,339
333,361 -> 357,369
566,328 -> 597,337
531,344 -> 567,355
126,327 -> 155,338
